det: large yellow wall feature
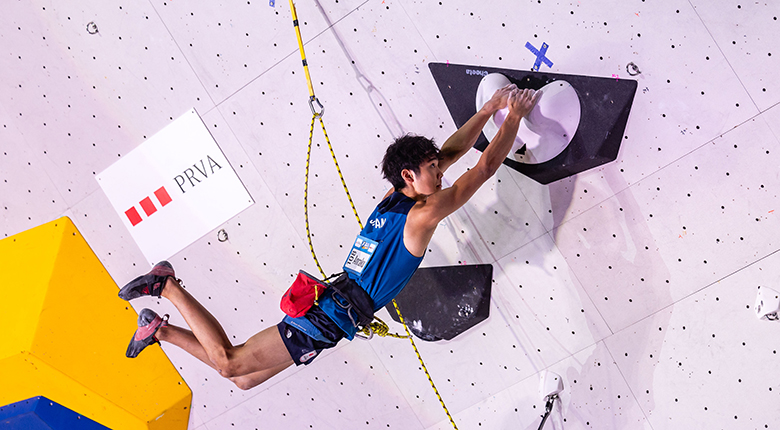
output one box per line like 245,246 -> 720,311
0,217 -> 192,430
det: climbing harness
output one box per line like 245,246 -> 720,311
287,1 -> 458,428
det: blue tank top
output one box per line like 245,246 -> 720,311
317,192 -> 424,339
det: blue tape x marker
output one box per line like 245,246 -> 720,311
525,42 -> 553,71
269,0 -> 275,6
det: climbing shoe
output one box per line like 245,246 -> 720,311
118,261 -> 175,300
126,308 -> 169,358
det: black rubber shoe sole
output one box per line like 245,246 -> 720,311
118,261 -> 175,300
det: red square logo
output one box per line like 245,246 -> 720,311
154,186 -> 172,207
125,207 -> 143,226
140,197 -> 157,216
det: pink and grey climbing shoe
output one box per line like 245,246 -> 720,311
118,261 -> 175,300
126,308 -> 169,358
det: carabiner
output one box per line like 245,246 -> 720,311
309,96 -> 325,118
355,325 -> 374,340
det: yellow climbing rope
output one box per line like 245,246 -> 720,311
288,1 -> 458,428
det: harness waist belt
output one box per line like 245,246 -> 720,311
329,273 -> 374,328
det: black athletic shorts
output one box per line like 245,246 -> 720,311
277,305 -> 344,366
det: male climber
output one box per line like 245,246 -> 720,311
119,84 -> 539,390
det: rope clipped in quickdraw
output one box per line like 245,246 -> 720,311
288,2 -> 458,428
290,0 -> 399,338
293,0 -> 358,280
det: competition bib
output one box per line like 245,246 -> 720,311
344,234 -> 378,276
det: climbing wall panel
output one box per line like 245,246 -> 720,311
604,251 -> 780,428
554,116 -> 780,332
0,1 -> 215,208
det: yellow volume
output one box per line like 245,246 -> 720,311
0,217 -> 191,429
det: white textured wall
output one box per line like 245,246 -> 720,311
2,0 -> 780,429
